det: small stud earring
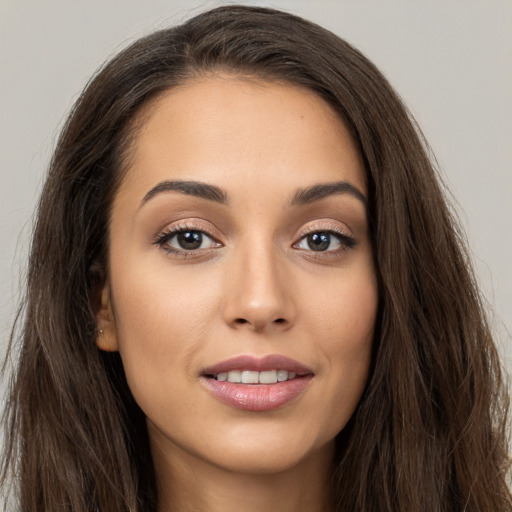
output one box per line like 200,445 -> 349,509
99,328 -> 104,335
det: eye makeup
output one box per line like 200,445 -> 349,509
151,216 -> 357,262
152,222 -> 223,258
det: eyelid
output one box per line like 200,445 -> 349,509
158,228 -> 218,247
151,217 -> 357,259
151,218 -> 224,255
294,219 -> 354,242
292,220 -> 357,255
152,218 -> 221,240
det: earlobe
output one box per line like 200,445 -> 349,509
95,284 -> 119,352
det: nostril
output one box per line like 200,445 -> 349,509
230,316 -> 289,329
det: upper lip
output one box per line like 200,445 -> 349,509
202,354 -> 314,376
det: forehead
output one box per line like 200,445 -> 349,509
117,75 -> 366,205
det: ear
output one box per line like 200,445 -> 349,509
95,283 -> 119,352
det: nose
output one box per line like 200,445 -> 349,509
222,240 -> 296,334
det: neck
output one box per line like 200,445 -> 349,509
151,435 -> 334,512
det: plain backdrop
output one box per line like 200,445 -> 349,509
1,0 -> 511,388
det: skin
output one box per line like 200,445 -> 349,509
96,75 -> 378,512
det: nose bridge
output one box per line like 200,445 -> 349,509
223,232 -> 294,332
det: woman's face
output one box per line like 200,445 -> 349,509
98,76 -> 378,474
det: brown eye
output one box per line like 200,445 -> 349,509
295,230 -> 357,254
154,228 -> 220,254
176,231 -> 203,250
306,233 -> 330,251
297,231 -> 341,252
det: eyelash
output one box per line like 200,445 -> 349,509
293,226 -> 357,256
152,223 -> 220,258
152,224 -> 357,258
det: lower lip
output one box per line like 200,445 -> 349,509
201,376 -> 313,411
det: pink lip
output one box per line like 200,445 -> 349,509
201,354 -> 314,412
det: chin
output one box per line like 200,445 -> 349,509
199,431 -> 335,476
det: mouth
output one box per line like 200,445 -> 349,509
201,354 -> 314,411
208,369 -> 299,384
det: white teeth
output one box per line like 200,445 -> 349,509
226,370 -> 242,383
259,370 -> 277,384
216,369 -> 297,384
241,370 -> 259,384
277,370 -> 288,382
242,370 -> 259,384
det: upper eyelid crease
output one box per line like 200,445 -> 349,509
153,220 -> 354,244
153,225 -> 355,255
296,229 -> 356,247
153,225 -> 216,242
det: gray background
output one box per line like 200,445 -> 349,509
1,0 -> 511,384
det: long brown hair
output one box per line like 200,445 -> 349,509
2,5 -> 510,511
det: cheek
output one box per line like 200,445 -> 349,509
308,266 -> 377,432
322,284 -> 376,357
111,251 -> 218,338
310,259 -> 378,350
108,258 -> 220,403
331,273 -> 377,374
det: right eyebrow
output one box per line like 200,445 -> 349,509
140,180 -> 229,207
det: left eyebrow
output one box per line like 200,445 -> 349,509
290,181 -> 367,206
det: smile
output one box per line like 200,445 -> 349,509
201,355 -> 314,411
213,370 -> 297,384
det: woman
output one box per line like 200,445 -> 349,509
1,5 -> 510,511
